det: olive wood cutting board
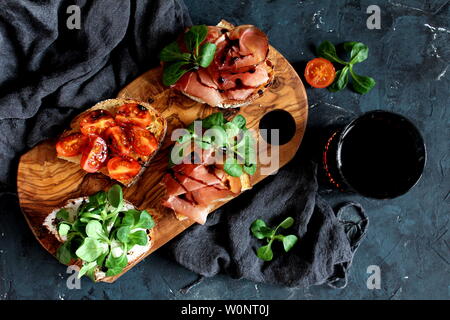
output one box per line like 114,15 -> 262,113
17,39 -> 308,282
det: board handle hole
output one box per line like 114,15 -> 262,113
258,109 -> 296,145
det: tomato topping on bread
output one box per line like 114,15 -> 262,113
115,103 -> 153,128
107,157 -> 141,181
79,110 -> 116,136
80,136 -> 108,173
127,125 -> 158,157
105,126 -> 132,157
55,98 -> 167,186
56,133 -> 88,157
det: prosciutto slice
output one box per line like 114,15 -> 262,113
218,65 -> 269,90
171,25 -> 270,106
161,163 -> 243,225
222,25 -> 269,72
189,165 -> 222,185
162,196 -> 209,225
190,186 -> 234,206
174,164 -> 221,185
161,174 -> 186,197
173,172 -> 207,192
198,68 -> 218,89
173,72 -> 223,107
224,88 -> 255,101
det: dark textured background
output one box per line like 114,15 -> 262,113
1,0 -> 449,299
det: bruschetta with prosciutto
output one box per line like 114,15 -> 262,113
161,163 -> 251,224
161,20 -> 274,108
160,112 -> 255,224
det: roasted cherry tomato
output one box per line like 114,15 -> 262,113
56,133 -> 88,157
105,126 -> 131,157
304,58 -> 336,88
127,126 -> 158,157
80,136 -> 108,173
115,103 -> 152,128
107,157 -> 141,181
79,110 -> 116,136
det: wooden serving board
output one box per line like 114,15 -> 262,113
17,45 -> 308,282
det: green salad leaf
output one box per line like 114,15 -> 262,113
75,238 -> 107,263
184,25 -> 208,53
349,65 -> 376,94
251,219 -> 275,240
78,261 -> 97,279
224,158 -> 244,177
278,217 -> 294,229
160,41 -> 191,62
107,184 -> 123,209
317,40 -> 375,94
58,223 -> 71,237
162,61 -> 191,87
128,230 -> 149,246
317,41 -> 348,65
250,217 -> 299,261
56,241 -> 72,265
202,112 -> 224,129
160,25 -> 217,86
257,243 -> 274,261
231,115 -> 246,129
169,112 -> 257,178
328,66 -> 350,92
344,41 -> 369,64
198,42 -> 217,67
282,235 -> 298,252
56,208 -> 70,221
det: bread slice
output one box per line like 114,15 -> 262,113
179,20 -> 275,109
58,98 -> 167,187
43,197 -> 153,282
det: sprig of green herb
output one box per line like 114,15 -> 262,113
170,112 -> 257,177
250,217 -> 298,261
317,41 -> 376,94
55,185 -> 155,281
160,25 -> 217,86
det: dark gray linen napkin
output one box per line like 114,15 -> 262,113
0,0 -> 191,188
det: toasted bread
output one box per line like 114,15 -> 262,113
57,98 -> 167,187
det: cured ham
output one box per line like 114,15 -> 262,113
174,72 -> 223,107
219,25 -> 269,72
198,68 -> 218,89
161,174 -> 186,197
224,88 -> 255,101
205,26 -> 223,43
190,186 -> 234,206
188,165 -> 222,185
162,196 -> 209,225
171,24 -> 272,107
161,163 -> 244,224
218,65 -> 269,90
173,172 -> 206,192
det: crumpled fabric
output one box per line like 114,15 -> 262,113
0,0 -> 191,188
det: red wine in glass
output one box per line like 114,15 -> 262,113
323,111 -> 426,199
